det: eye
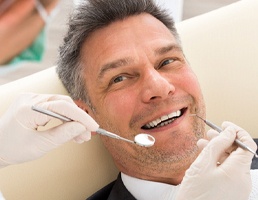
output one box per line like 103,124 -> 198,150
113,75 -> 127,83
160,59 -> 175,68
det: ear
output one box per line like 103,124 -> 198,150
74,99 -> 94,117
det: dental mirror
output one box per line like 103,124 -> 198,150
32,106 -> 155,147
134,133 -> 155,147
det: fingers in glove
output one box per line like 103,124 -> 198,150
197,139 -> 209,150
197,129 -> 220,150
210,126 -> 237,163
222,121 -> 257,155
218,124 -> 254,178
198,128 -> 236,165
73,133 -> 91,144
14,93 -> 74,129
196,129 -> 219,151
207,127 -> 238,158
197,126 -> 237,168
41,121 -> 91,145
37,100 -> 99,132
206,129 -> 219,140
73,137 -> 85,144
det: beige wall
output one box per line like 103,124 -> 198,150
177,0 -> 258,138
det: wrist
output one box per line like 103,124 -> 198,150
34,0 -> 59,24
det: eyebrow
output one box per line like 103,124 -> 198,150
98,57 -> 133,79
98,43 -> 182,79
154,43 -> 182,56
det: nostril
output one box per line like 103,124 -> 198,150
149,89 -> 174,101
142,85 -> 175,102
141,70 -> 175,102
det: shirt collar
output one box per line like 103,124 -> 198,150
121,172 -> 180,200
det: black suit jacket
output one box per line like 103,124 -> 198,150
87,139 -> 258,200
87,173 -> 136,200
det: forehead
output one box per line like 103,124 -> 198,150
80,13 -> 177,75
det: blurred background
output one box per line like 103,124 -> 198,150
0,0 -> 239,85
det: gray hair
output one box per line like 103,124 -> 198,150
56,0 -> 180,107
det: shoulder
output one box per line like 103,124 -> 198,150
86,173 -> 136,200
87,180 -> 116,200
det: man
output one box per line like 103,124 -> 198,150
57,0 -> 258,199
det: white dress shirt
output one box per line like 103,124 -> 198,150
121,173 -> 180,200
122,170 -> 258,200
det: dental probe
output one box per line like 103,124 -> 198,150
191,114 -> 258,158
31,106 -> 155,147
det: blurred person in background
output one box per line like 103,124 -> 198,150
0,0 -> 59,66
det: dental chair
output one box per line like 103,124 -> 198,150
0,0 -> 257,199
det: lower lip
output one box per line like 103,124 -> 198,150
144,108 -> 188,133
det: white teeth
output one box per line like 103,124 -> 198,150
168,110 -> 181,118
144,110 -> 182,129
161,115 -> 168,121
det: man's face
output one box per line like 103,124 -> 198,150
80,13 -> 205,184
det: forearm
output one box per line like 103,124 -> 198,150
0,0 -> 59,64
0,10 -> 45,64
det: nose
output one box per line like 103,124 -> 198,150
141,69 -> 175,103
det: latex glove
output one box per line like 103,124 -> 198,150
175,121 -> 257,200
0,93 -> 99,168
0,192 -> 5,200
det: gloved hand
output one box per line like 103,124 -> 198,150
175,121 -> 257,200
0,93 -> 99,168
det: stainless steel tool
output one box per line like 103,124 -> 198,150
192,114 -> 258,158
32,106 -> 155,147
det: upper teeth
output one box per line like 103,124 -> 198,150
144,110 -> 181,129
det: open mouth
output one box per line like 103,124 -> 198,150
141,108 -> 187,130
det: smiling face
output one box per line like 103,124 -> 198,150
78,13 -> 206,184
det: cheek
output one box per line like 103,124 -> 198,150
104,90 -> 137,126
178,70 -> 202,97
